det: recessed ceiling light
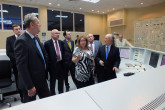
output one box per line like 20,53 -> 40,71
49,3 -> 52,5
141,2 -> 143,5
80,8 -> 82,9
102,12 -> 105,13
92,10 -> 94,11
82,0 -> 100,3
97,11 -> 99,12
112,8 -> 115,10
57,4 -> 60,6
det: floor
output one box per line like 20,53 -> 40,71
0,76 -> 77,110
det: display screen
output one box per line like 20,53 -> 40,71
161,55 -> 165,66
120,49 -> 130,59
149,52 -> 159,68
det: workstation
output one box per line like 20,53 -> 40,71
1,0 -> 165,109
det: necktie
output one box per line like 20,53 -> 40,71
33,37 -> 46,69
68,40 -> 71,50
90,43 -> 93,54
55,40 -> 61,61
106,46 -> 109,59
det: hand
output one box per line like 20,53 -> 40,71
28,87 -> 36,97
77,53 -> 82,59
99,60 -> 104,66
113,67 -> 119,72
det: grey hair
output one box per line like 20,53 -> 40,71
24,13 -> 36,28
105,34 -> 113,40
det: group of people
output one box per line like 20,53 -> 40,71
6,13 -> 132,103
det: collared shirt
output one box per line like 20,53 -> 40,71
105,44 -> 111,54
15,34 -> 19,39
26,30 -> 35,39
120,40 -> 123,46
52,39 -> 62,61
88,41 -> 95,55
66,39 -> 71,49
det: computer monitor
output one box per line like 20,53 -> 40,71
149,52 -> 159,68
120,48 -> 130,59
161,55 -> 165,66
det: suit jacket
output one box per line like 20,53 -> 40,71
14,32 -> 48,91
6,35 -> 16,67
115,38 -> 133,47
44,39 -> 64,73
63,39 -> 74,66
93,40 -> 102,58
96,45 -> 121,79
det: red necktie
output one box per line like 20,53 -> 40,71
55,40 -> 61,61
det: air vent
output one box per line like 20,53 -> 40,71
110,19 -> 125,27
139,93 -> 165,110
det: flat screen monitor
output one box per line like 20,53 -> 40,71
149,52 -> 159,68
161,55 -> 165,66
120,48 -> 130,59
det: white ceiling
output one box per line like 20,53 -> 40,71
4,0 -> 165,14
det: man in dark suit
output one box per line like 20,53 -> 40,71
87,34 -> 102,83
6,24 -> 22,101
63,30 -> 76,91
44,29 -> 64,95
96,34 -> 121,83
14,13 -> 50,103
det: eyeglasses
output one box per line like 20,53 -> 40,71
14,28 -> 21,31
54,33 -> 60,34
80,40 -> 86,42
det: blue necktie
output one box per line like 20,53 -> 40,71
33,37 -> 46,69
106,46 -> 109,59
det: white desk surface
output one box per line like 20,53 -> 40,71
4,90 -> 101,110
84,66 -> 165,110
117,58 -> 153,78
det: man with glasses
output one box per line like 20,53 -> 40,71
44,29 -> 64,95
6,24 -> 23,102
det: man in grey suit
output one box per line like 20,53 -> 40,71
87,34 -> 102,58
87,34 -> 102,83
14,13 -> 50,103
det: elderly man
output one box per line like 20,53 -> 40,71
115,34 -> 133,47
87,34 -> 102,58
96,34 -> 121,83
87,34 -> 102,83
44,29 -> 64,95
14,13 -> 50,103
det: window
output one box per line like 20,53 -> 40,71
3,4 -> 21,30
0,5 -> 1,29
62,11 -> 73,31
23,6 -> 38,29
47,10 -> 60,31
75,13 -> 84,32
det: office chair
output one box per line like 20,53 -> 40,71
0,60 -> 16,107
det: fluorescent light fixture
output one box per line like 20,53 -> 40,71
56,15 -> 68,18
0,10 -> 8,13
32,13 -> 39,16
49,3 -> 52,5
82,0 -> 100,3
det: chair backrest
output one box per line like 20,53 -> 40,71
0,60 -> 11,79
